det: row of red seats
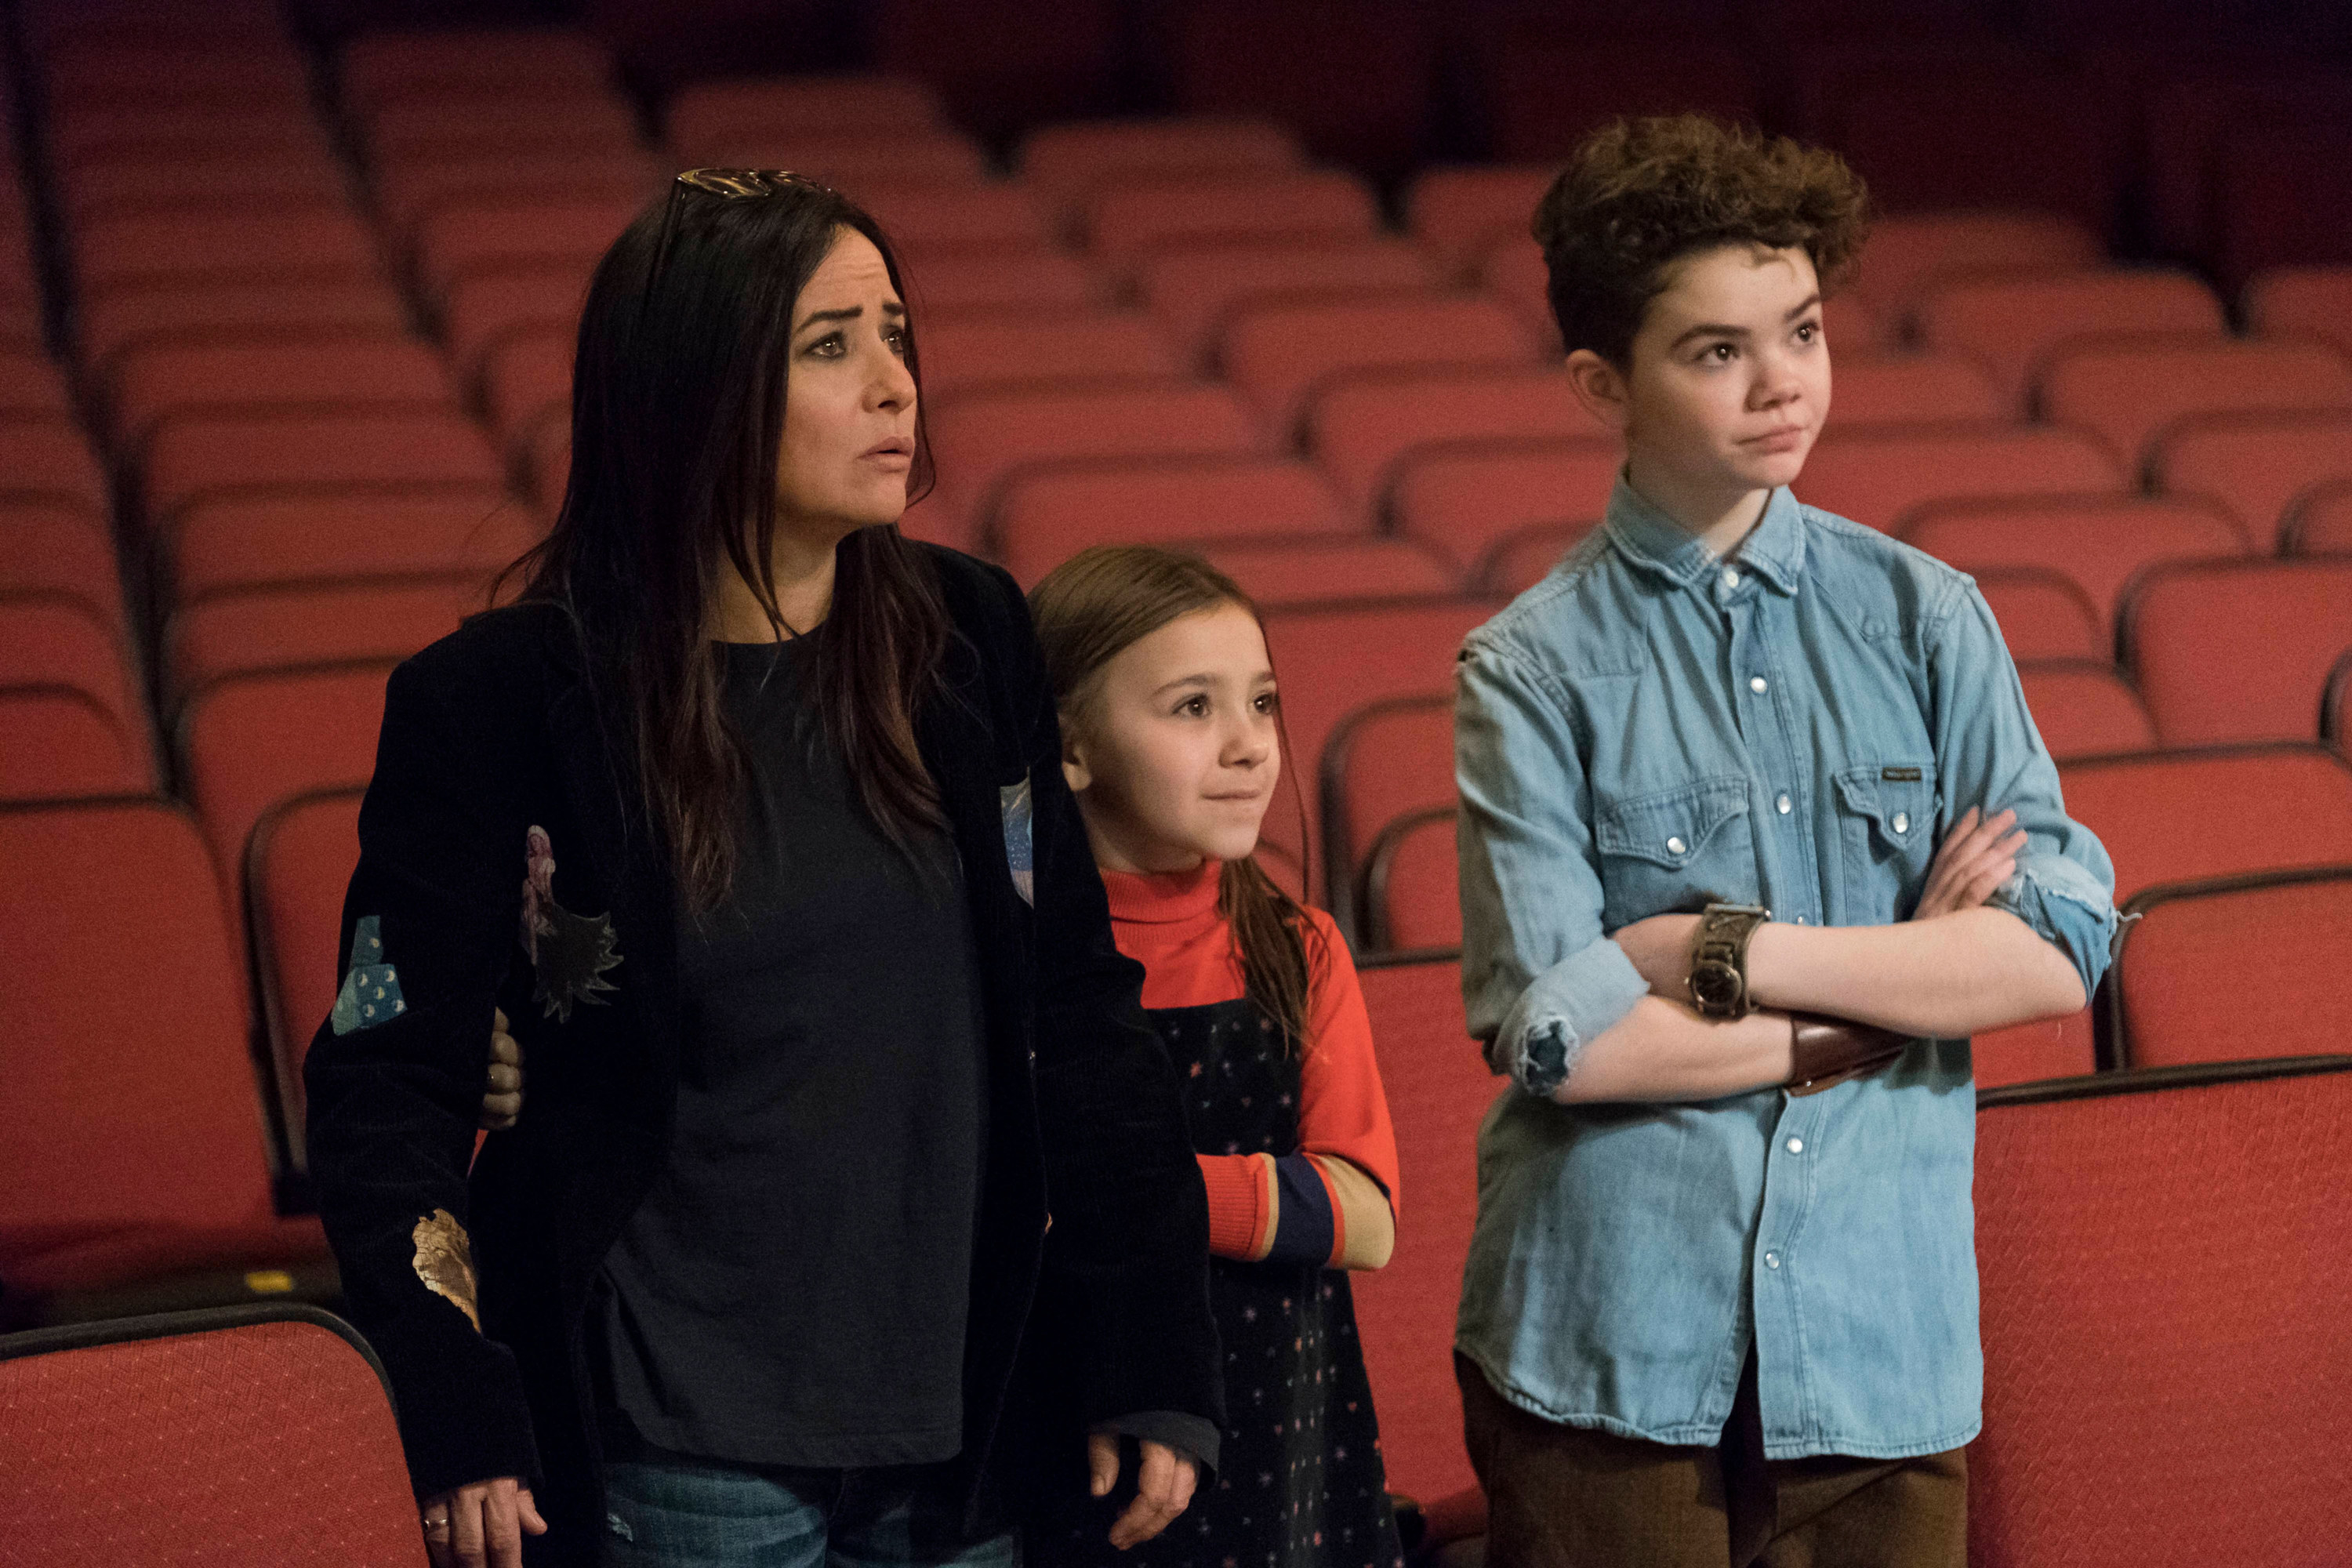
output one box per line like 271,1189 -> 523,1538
5,985 -> 2345,1568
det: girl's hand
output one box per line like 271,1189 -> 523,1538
420,1478 -> 546,1568
480,1010 -> 522,1131
1613,913 -> 1703,1000
1913,807 -> 2028,922
1087,1433 -> 1198,1550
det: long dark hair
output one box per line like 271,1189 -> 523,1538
1029,546 -> 1323,1055
507,172 -> 951,909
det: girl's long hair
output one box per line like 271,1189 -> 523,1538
1028,546 -> 1323,1054
504,174 -> 950,909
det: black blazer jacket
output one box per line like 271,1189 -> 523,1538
303,544 -> 1221,1563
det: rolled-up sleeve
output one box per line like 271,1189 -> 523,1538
1455,638 -> 1650,1098
1926,580 -> 2122,999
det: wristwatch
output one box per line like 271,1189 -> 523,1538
1689,902 -> 1770,1018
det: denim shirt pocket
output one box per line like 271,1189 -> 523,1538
1831,762 -> 1940,923
1593,775 -> 1757,928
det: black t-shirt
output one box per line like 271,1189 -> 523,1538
593,632 -> 988,1469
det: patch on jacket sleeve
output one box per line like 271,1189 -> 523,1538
411,1207 -> 481,1330
328,916 -> 407,1035
520,825 -> 622,1022
1000,779 -> 1034,906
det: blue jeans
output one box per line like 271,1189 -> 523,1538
603,1449 -> 1022,1568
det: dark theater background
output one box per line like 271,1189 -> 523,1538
1,1 -> 2348,1563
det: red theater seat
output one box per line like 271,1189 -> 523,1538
1084,170 -> 1380,277
1223,296 -> 1543,435
1392,440 -> 1619,573
0,350 -> 71,419
996,457 -> 1352,586
0,501 -> 123,626
107,336 -> 455,456
77,279 -> 408,375
1352,956 -> 1495,1543
373,148 -> 659,240
0,688 -> 150,802
1138,240 -> 1438,365
342,27 -> 615,113
855,183 -> 1059,261
699,133 -> 993,193
2296,482 -> 2352,556
1916,269 -> 2226,412
2151,412 -> 2352,550
1309,368 -> 1603,512
2016,662 -> 2157,759
0,417 -> 110,514
1407,165 -> 1559,278
1969,1062 -> 2352,1566
1973,1012 -> 2096,1089
1020,117 -> 1304,227
0,593 -> 143,733
1198,536 -> 1457,608
2246,264 -> 2352,366
59,149 -> 350,227
168,491 -> 539,601
249,789 -> 364,1162
913,383 -> 1269,554
0,1307 -> 423,1559
1796,426 -> 2122,534
1849,212 -> 2100,323
903,252 -> 1103,319
176,662 -> 394,886
915,311 -> 1181,401
0,800 -> 328,1306
74,209 -> 383,293
2039,338 -> 2352,473
1322,694 -> 1453,937
1975,568 -> 2107,662
1260,597 -> 1491,877
2060,745 -> 2352,903
365,96 -> 641,163
1363,807 -> 1458,952
1828,67 -> 2120,232
165,579 -> 481,698
2124,558 -> 2352,747
2113,871 -> 2352,1070
1903,497 -> 2249,645
1480,521 -> 1599,597
142,411 -> 505,532
665,76 -> 948,165
410,193 -> 641,302
1828,353 -> 2004,429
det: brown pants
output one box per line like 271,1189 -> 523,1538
1456,1353 -> 1965,1568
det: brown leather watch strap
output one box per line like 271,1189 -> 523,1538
1785,1014 -> 1911,1097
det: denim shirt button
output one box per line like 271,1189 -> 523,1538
1893,811 -> 1911,833
1750,675 -> 1768,694
1777,793 -> 1792,815
1764,1250 -> 1782,1270
1721,568 -> 1740,589
1786,1138 -> 1804,1154
1666,835 -> 1686,855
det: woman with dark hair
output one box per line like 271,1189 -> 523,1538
302,170 -> 1221,1568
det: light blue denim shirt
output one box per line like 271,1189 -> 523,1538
1451,477 -> 2119,1461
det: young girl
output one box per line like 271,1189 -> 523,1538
1023,546 -> 1406,1568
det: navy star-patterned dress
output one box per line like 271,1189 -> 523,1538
1033,994 -> 1405,1568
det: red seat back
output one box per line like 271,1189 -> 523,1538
0,416 -> 109,514
2059,746 -> 2352,903
0,1306 -> 427,1566
1829,353 -> 2004,428
1365,807 -> 1461,953
1407,165 -> 1559,278
903,252 -> 1102,318
1138,239 -> 1436,363
2114,871 -> 2352,1069
1916,268 -> 2226,411
110,336 -> 454,456
1975,568 -> 2107,662
250,789 -> 365,1167
0,501 -> 122,626
412,193 -> 642,300
0,687 -> 150,802
2016,661 -> 2156,760
1393,440 -> 1620,572
1797,426 -> 2122,533
1480,521 -> 1600,597
78,279 -> 407,376
1903,497 -> 2249,644
142,412 -> 506,530
1198,537 -> 1457,608
165,581 -> 478,699
1321,695 -> 1453,931
2296,481 -> 2352,556
1085,170 -> 1379,274
2039,338 -> 2352,472
170,491 -> 535,601
0,592 -> 143,731
1309,368 -> 1603,511
177,662 -> 394,885
1223,296 -> 1541,434
916,311 -> 1181,401
1020,117 -> 1303,226
2151,412 -> 2352,550
1352,957 -> 1496,1516
856,183 -> 1058,260
2246,263 -> 2352,368
997,457 -> 1351,586
1849,212 -> 2100,322
2126,558 -> 2352,747
666,76 -> 947,163
1969,1062 -> 2352,1566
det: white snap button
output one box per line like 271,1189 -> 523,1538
1794,914 -> 1808,924
1764,1251 -> 1781,1270
1666,836 -> 1687,855
1787,1138 -> 1804,1154
1749,675 -> 1768,694
1777,793 -> 1792,815
1722,568 -> 1740,588
1893,811 -> 1910,834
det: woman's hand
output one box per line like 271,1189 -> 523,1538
1613,913 -> 1703,1000
1087,1433 -> 1198,1551
1913,807 -> 2027,922
420,1478 -> 546,1568
480,1010 -> 522,1131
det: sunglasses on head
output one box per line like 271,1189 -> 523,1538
672,167 -> 823,199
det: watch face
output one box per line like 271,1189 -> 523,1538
1691,962 -> 1741,1009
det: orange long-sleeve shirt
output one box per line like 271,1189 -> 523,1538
1102,860 -> 1399,1269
